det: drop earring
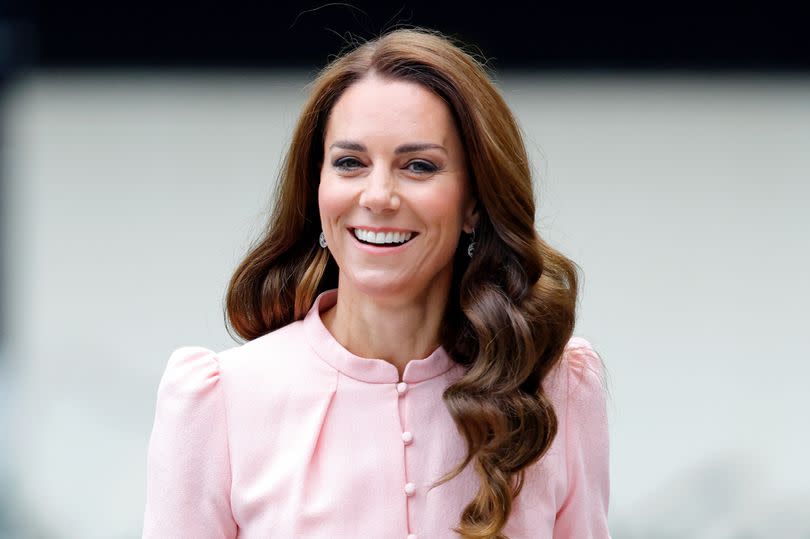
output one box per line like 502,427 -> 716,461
319,231 -> 327,248
467,229 -> 476,258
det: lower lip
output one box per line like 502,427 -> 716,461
349,230 -> 416,254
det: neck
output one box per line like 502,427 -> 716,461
321,277 -> 451,379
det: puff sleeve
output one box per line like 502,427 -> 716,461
142,347 -> 237,539
553,338 -> 612,538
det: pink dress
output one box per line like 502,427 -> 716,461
143,288 -> 611,538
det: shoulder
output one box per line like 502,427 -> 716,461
543,336 -> 605,393
542,336 -> 609,423
563,336 -> 606,388
159,320 -> 314,395
217,319 -> 307,374
560,336 -> 610,423
157,346 -> 222,397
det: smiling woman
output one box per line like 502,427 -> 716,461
318,74 -> 477,333
143,27 -> 611,539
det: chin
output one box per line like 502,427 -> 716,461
343,270 -> 418,298
341,264 -> 453,304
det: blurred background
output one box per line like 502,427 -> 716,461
1,2 -> 809,538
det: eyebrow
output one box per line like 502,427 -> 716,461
328,140 -> 447,155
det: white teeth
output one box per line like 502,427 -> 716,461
352,228 -> 414,245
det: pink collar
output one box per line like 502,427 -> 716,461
303,288 -> 456,384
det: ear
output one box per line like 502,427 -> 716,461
462,199 -> 480,234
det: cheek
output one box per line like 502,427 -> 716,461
417,181 -> 468,227
317,175 -> 348,222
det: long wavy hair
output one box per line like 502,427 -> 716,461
226,28 -> 580,539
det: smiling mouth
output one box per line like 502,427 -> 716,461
349,228 -> 418,247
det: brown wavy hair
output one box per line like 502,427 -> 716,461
226,27 -> 580,539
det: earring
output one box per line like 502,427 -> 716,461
319,231 -> 327,248
467,229 -> 476,258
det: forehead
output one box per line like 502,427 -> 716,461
324,75 -> 459,146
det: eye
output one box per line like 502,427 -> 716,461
333,157 -> 364,171
406,160 -> 439,175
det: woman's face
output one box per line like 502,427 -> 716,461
318,74 -> 478,301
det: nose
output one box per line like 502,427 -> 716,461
358,167 -> 399,213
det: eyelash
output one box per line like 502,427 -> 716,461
407,160 -> 439,174
332,157 -> 439,175
332,157 -> 363,171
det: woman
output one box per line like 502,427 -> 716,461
143,28 -> 611,539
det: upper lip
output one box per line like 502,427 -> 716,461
348,226 -> 417,234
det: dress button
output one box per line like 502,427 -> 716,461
396,382 -> 409,395
404,482 -> 416,496
401,431 -> 413,444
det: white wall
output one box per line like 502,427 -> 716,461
2,72 -> 808,538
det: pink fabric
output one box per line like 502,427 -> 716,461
143,288 -> 611,538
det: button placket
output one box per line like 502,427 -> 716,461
397,379 -> 417,537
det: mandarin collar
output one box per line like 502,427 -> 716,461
303,288 -> 455,384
